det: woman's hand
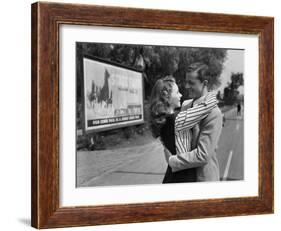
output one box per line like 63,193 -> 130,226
164,147 -> 172,164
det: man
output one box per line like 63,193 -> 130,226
165,63 -> 223,182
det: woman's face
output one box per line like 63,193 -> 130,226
169,83 -> 182,109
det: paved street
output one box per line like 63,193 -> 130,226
77,139 -> 166,187
217,107 -> 244,181
77,106 -> 244,187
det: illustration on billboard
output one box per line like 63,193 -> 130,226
83,56 -> 144,132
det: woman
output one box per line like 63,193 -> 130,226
150,76 -> 217,183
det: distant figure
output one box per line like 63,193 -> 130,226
237,103 -> 241,116
222,113 -> 226,127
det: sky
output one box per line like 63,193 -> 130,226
217,49 -> 244,95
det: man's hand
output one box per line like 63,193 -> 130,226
164,147 -> 172,164
181,99 -> 193,111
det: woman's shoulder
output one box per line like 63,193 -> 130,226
167,111 -> 179,118
165,112 -> 179,124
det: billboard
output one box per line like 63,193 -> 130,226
82,56 -> 144,132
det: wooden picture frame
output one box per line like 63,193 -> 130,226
31,2 -> 274,229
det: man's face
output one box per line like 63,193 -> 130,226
185,71 -> 204,99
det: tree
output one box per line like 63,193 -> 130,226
216,90 -> 222,100
76,43 -> 227,101
223,72 -> 244,105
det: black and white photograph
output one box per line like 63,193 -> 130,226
76,42 -> 244,187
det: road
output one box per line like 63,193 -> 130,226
77,140 -> 166,187
77,106 -> 244,187
217,107 -> 244,181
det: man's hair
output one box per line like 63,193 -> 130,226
187,62 -> 210,84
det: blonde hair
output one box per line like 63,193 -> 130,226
149,76 -> 176,137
